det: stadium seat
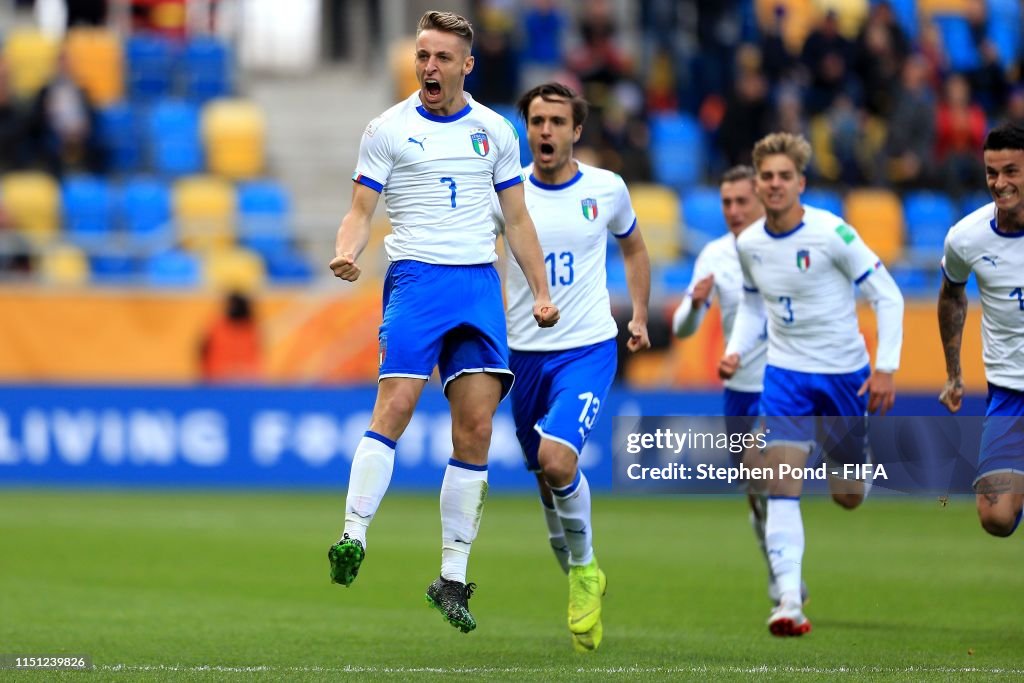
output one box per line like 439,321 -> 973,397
120,176 -> 174,251
182,36 -> 232,104
97,103 -> 143,174
681,186 -> 727,250
40,244 -> 90,286
649,112 -> 705,191
843,189 -> 904,263
61,175 -> 116,248
148,99 -> 203,177
173,175 -> 236,251
802,188 -> 845,218
126,33 -> 176,102
89,253 -> 140,285
960,190 -> 991,216
605,253 -> 628,298
264,248 -> 315,285
932,15 -> 981,72
203,247 -> 266,291
903,191 -> 957,258
145,249 -> 201,287
986,0 -> 1021,69
656,259 -> 695,296
629,183 -> 681,265
3,28 -> 59,99
65,27 -> 124,106
201,98 -> 266,180
238,180 -> 291,256
1,172 -> 61,245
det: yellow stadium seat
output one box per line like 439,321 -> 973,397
173,175 -> 236,251
629,183 -> 681,265
918,0 -> 969,18
201,99 -> 267,180
40,243 -> 89,286
1,172 -> 61,245
3,29 -> 59,99
204,247 -> 265,292
65,28 -> 124,106
389,37 -> 419,101
843,189 -> 905,263
755,0 -> 817,54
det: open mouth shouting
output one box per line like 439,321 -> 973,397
423,79 -> 442,104
537,142 -> 556,164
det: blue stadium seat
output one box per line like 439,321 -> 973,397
656,259 -> 695,294
264,249 -> 314,285
126,33 -> 176,102
904,190 -> 957,256
145,249 -> 201,287
148,99 -> 203,177
889,264 -> 940,299
490,103 -> 531,167
120,176 -> 173,251
182,36 -> 231,104
238,180 -> 291,256
887,0 -> 919,41
681,186 -> 726,249
960,190 -> 991,216
986,0 -> 1021,69
605,253 -> 628,297
97,103 -> 142,174
802,188 -> 845,218
61,175 -> 115,247
933,15 -> 981,72
650,112 -> 705,191
90,253 -> 139,285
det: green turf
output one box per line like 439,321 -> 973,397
0,491 -> 1021,681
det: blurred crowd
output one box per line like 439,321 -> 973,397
467,0 -> 1023,199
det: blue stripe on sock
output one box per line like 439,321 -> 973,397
364,430 -> 396,450
552,469 -> 582,498
767,495 -> 801,501
448,457 -> 487,472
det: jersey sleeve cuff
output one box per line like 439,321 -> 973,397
940,264 -> 968,285
613,217 -> 637,239
494,175 -> 525,192
352,173 -> 383,193
742,285 -> 759,293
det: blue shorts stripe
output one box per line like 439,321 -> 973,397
448,457 -> 487,472
364,430 -> 396,449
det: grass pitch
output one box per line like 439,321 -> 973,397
0,491 -> 1021,681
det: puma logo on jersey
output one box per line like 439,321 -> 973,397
407,136 -> 425,151
981,255 -> 999,268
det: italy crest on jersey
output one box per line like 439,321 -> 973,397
796,249 -> 810,271
470,129 -> 490,156
581,198 -> 598,221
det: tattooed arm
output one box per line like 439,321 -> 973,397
937,277 -> 968,413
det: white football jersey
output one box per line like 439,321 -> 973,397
687,232 -> 767,392
942,203 -> 1024,391
499,162 -> 637,351
353,91 -> 524,265
735,205 -> 882,374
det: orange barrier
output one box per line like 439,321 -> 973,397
0,289 -> 988,392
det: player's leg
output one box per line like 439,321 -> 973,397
535,474 -> 571,573
819,366 -> 872,510
760,366 -> 815,636
330,260 -> 443,587
975,475 -> 1024,536
974,387 -> 1024,536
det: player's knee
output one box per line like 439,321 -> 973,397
452,414 -> 493,453
978,508 -> 1018,537
831,492 -> 863,510
537,444 -> 577,487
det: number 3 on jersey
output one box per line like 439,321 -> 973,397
439,177 -> 457,207
545,251 -> 574,286
779,296 -> 794,324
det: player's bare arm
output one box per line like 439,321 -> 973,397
937,277 -> 968,413
498,183 -> 559,327
718,352 -> 740,380
618,228 -> 651,352
857,371 -> 896,416
690,274 -> 715,308
330,183 -> 381,282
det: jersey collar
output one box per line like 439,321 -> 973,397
528,169 -> 583,190
990,218 -> 1024,238
416,101 -> 472,123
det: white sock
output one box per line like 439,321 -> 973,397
440,458 -> 488,584
541,497 -> 570,574
552,469 -> 594,567
766,496 -> 804,604
342,431 -> 396,547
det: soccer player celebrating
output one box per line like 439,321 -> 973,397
495,82 -> 651,651
327,11 -> 558,634
672,166 -> 799,605
939,123 -> 1024,537
719,132 -> 904,636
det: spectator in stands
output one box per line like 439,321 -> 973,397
465,9 -> 519,105
1004,87 -> 1024,129
520,0 -> 567,86
26,48 -> 103,177
854,0 -> 908,118
969,40 -> 1011,117
882,54 -> 936,189
199,291 -> 263,383
800,10 -> 858,115
935,74 -> 987,197
772,85 -> 808,137
0,58 -> 28,173
717,47 -> 771,167
65,0 -> 107,27
758,4 -> 799,88
567,0 -> 632,90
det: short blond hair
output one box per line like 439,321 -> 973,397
752,132 -> 813,174
417,11 -> 474,48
